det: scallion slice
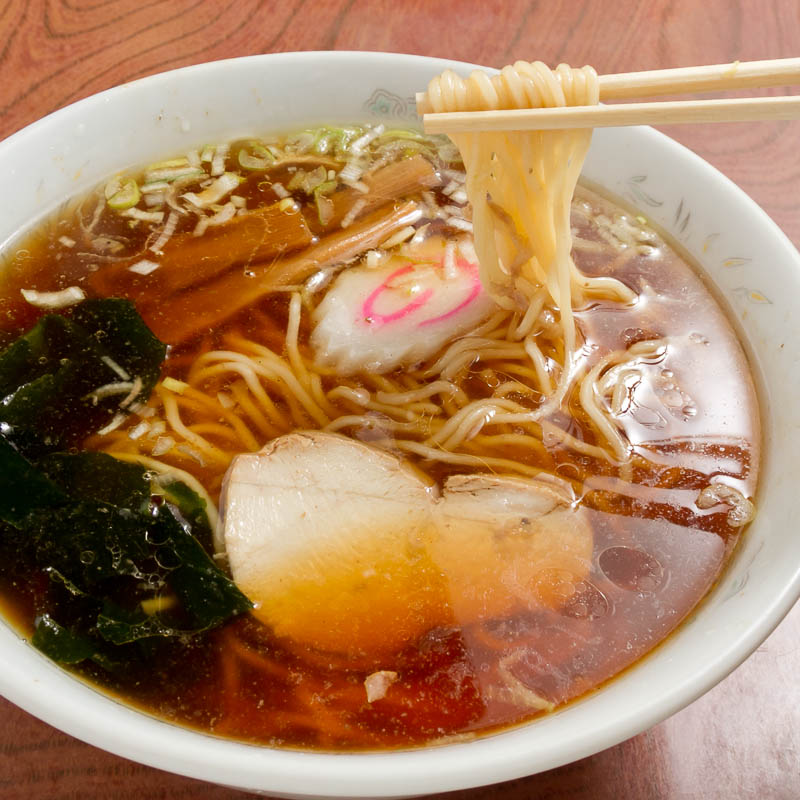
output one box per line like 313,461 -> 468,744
107,179 -> 141,211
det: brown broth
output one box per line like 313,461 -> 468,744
0,137 -> 759,750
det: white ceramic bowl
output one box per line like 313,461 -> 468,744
0,52 -> 799,799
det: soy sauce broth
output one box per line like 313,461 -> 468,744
0,131 -> 759,750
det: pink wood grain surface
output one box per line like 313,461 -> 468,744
0,1 -> 798,797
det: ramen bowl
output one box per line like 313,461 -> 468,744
0,51 -> 798,798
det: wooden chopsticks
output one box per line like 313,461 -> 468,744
421,96 -> 800,132
417,57 -> 800,132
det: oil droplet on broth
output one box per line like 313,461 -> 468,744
560,579 -> 609,620
598,546 -> 665,593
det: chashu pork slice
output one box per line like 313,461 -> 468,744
222,431 -> 447,659
222,431 -> 594,661
432,474 -> 593,622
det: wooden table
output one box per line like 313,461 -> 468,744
1,1 -> 798,798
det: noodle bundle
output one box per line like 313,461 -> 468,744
425,62 -> 636,406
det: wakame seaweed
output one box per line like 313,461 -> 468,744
0,300 -> 251,666
0,298 -> 165,456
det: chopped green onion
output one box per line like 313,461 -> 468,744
140,181 -> 170,194
305,165 -> 328,192
376,128 -> 428,142
210,144 -> 229,177
107,179 -> 141,211
290,131 -> 315,153
380,225 -> 417,249
314,178 -> 337,196
121,208 -> 164,223
129,259 -> 160,276
401,143 -> 436,158
350,124 -> 385,154
286,166 -> 327,194
309,126 -> 365,158
182,172 -> 242,209
104,176 -> 122,200
315,190 -> 334,226
286,170 -> 307,192
314,137 -> 329,155
144,166 -> 205,183
238,149 -> 271,171
21,286 -> 86,309
147,158 -> 190,170
247,141 -> 271,158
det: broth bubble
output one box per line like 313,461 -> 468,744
598,546 -> 664,593
560,580 -> 609,620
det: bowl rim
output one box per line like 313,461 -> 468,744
1,50 -> 800,798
